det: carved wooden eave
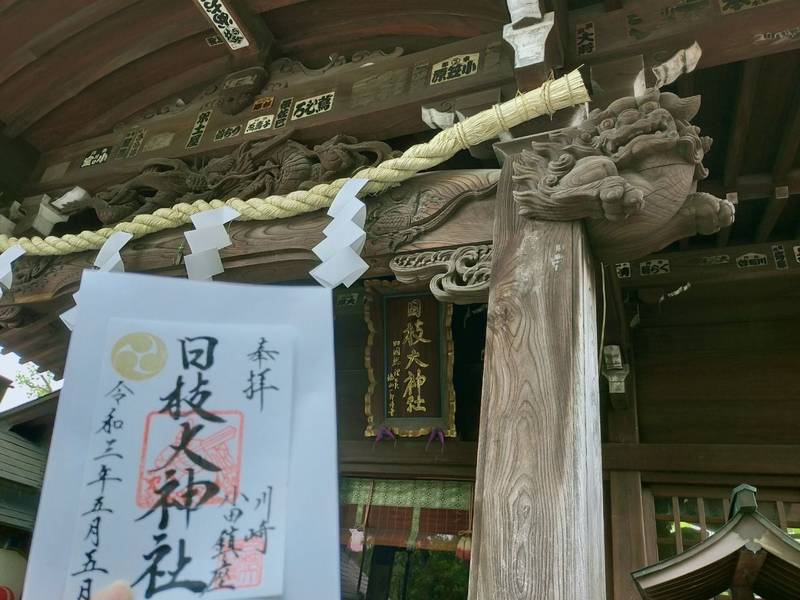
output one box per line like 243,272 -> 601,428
0,169 -> 499,376
391,245 -> 492,304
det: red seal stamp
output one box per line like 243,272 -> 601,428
209,538 -> 266,589
136,410 -> 244,508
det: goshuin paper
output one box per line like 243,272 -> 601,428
26,271 -> 340,600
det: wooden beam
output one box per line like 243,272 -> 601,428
701,170 -> 800,201
28,33 -> 513,194
731,549 -> 766,600
469,162 -> 604,597
0,0 -> 216,137
724,59 -> 762,192
69,56 -> 231,144
603,443 -> 800,476
616,239 -> 800,289
606,295 -> 647,600
567,0 -> 800,70
755,185 -> 789,242
773,81 -> 800,185
338,441 -> 478,480
189,0 -> 273,65
503,0 -> 562,92
589,54 -> 644,108
718,59 -> 761,247
602,262 -> 636,413
0,0 -> 142,86
553,0 -> 569,65
0,170 -> 497,372
0,129 -> 38,197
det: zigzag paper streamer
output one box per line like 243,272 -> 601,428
0,245 -> 26,298
310,179 -> 369,288
183,206 -> 240,281
60,232 -> 133,330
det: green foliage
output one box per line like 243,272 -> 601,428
389,549 -> 469,600
13,364 -> 55,400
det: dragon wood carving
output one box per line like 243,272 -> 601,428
512,89 -> 735,261
66,134 -> 399,225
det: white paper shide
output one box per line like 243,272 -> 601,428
184,206 -> 240,281
310,178 -> 369,288
60,231 -> 133,330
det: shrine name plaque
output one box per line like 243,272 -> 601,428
364,281 -> 456,438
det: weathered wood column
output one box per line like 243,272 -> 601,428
468,160 -> 605,598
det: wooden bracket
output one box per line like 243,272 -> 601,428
503,0 -> 563,91
191,0 -> 273,67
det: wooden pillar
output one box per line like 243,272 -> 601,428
468,160 -> 605,598
609,472 -> 648,599
606,289 -> 649,600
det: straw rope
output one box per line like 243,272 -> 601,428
1,69 -> 588,256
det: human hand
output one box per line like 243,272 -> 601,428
91,581 -> 133,600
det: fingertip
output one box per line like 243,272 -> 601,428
92,581 -> 134,600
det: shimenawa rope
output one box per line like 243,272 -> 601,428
1,69 -> 588,256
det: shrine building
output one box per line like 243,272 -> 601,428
0,0 -> 799,598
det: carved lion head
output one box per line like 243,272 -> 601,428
523,89 -> 712,183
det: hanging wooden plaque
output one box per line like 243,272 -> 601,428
363,280 -> 456,438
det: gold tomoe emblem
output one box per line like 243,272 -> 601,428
111,332 -> 167,380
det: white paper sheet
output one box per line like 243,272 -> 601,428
0,245 -> 26,294
26,272 -> 340,600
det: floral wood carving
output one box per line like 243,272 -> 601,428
512,89 -> 735,261
391,245 -> 492,304
67,134 -> 398,225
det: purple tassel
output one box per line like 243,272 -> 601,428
373,425 -> 396,449
425,428 -> 445,453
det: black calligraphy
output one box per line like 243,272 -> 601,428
135,334 -> 226,596
243,337 -> 280,411
200,0 -> 249,49
185,110 -> 212,149
430,54 -> 479,85
71,383 -> 132,598
291,91 -> 335,120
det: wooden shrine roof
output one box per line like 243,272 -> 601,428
632,485 -> 800,599
0,0 -> 798,381
0,0 -> 510,154
1,0 -> 799,186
